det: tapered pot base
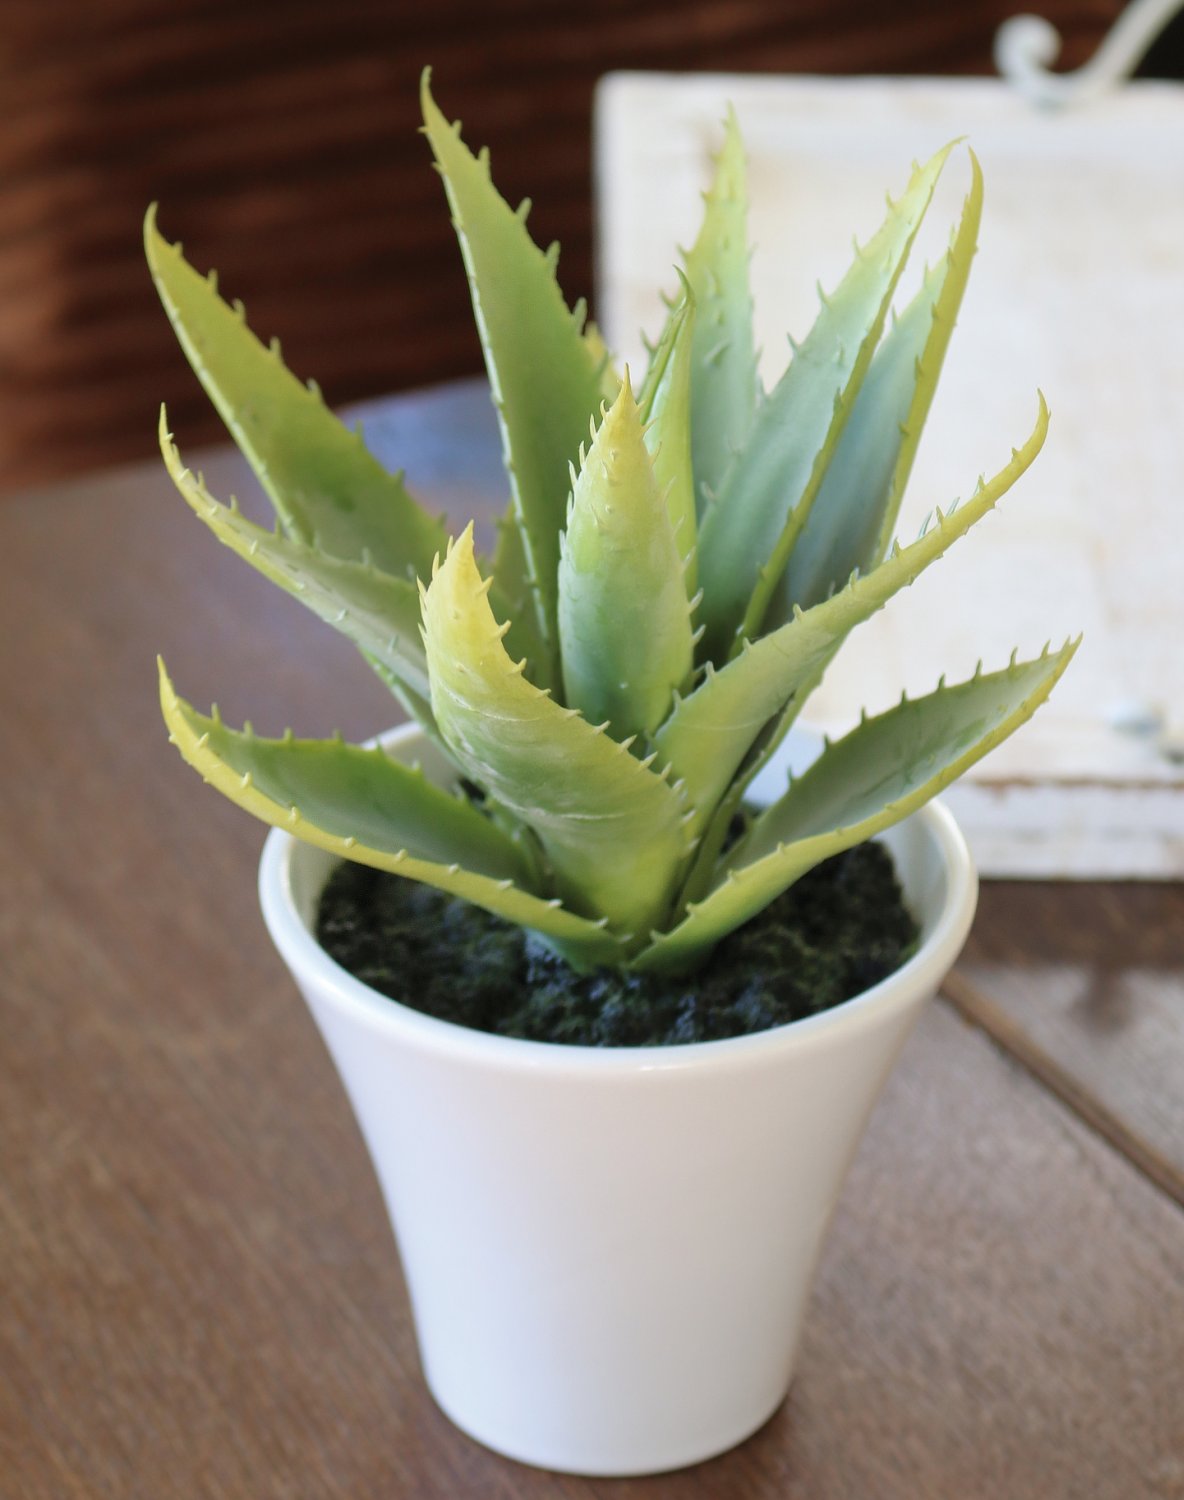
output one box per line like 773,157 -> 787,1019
259,725 -> 978,1476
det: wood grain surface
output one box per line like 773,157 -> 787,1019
0,0 -> 1130,495
951,883 -> 1184,1206
1,381 -> 1181,1496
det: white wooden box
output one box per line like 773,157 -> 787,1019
595,72 -> 1184,877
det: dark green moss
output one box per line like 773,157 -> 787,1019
315,841 -> 920,1047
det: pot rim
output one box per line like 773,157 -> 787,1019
258,725 -> 978,1076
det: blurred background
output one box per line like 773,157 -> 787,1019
1,0 -> 1177,496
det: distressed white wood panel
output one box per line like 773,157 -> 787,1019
595,72 -> 1184,876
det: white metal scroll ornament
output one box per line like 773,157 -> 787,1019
996,0 -> 1184,106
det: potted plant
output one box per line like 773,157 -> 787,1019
148,72 -> 1076,1475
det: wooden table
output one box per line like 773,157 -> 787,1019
2,381 -> 1181,1498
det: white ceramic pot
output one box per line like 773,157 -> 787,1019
258,725 -> 977,1477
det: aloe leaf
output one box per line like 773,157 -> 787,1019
161,415 -> 432,705
364,658 -> 452,759
421,72 -> 605,659
557,375 -> 694,742
696,144 -> 955,664
777,152 -> 983,617
423,527 -> 690,936
637,281 -> 698,595
485,515 -> 551,690
681,107 -> 758,509
160,663 -> 525,879
732,642 -> 1079,869
145,210 -> 446,583
159,664 -> 625,970
635,640 -> 1079,972
655,395 -> 1048,836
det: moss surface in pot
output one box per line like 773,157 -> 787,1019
150,72 -> 1077,1042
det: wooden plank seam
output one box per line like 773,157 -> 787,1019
940,970 -> 1184,1213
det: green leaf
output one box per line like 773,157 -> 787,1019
160,663 -> 625,971
635,640 -> 1079,972
734,642 -> 1079,866
557,375 -> 694,742
363,657 -> 451,758
655,395 -> 1049,837
777,151 -> 983,617
485,514 -> 552,692
422,526 -> 690,937
161,415 -> 432,706
145,208 -> 446,583
421,71 -> 605,661
680,107 -> 758,509
695,144 -> 955,664
637,281 -> 699,595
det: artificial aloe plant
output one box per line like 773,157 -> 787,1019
152,73 -> 1076,975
